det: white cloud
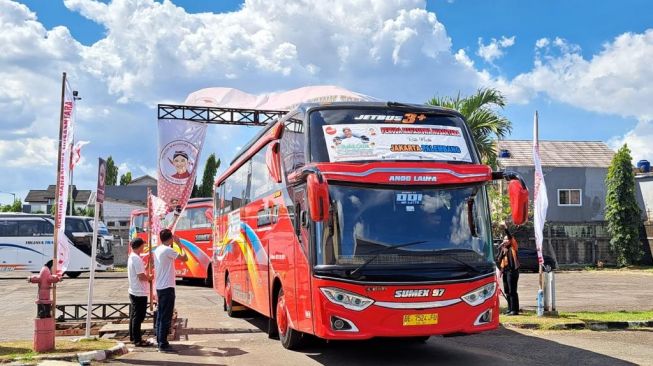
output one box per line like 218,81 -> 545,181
535,38 -> 549,48
0,137 -> 58,167
477,35 -> 515,63
60,0 -> 480,103
608,121 -> 653,161
493,30 -> 653,160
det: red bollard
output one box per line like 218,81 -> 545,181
28,265 -> 61,352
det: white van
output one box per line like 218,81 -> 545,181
0,214 -> 113,278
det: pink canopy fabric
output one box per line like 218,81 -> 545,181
184,85 -> 378,111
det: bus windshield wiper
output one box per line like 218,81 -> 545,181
431,249 -> 484,274
348,240 -> 428,278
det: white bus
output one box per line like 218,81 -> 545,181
0,214 -> 114,278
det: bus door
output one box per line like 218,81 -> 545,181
291,186 -> 314,333
241,194 -> 273,315
223,160 -> 250,306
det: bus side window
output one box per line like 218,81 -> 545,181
18,220 -> 41,237
41,220 -> 54,235
224,161 -> 249,212
280,116 -> 305,176
0,220 -> 18,236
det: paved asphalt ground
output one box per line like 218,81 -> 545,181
2,271 -> 653,365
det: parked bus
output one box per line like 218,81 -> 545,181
212,102 -> 528,349
129,198 -> 214,285
0,213 -> 114,277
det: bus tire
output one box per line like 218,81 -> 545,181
204,265 -> 213,287
276,288 -> 303,350
225,275 -> 242,318
406,336 -> 430,343
66,271 -> 82,279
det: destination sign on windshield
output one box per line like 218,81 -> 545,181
322,123 -> 472,163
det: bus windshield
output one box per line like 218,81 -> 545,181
317,184 -> 494,277
175,207 -> 212,230
309,108 -> 476,164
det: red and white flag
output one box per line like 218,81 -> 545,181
55,77 -> 76,275
70,140 -> 90,170
533,111 -> 548,265
148,194 -> 168,246
157,118 -> 207,227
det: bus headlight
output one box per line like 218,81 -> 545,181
461,283 -> 496,306
320,287 -> 374,311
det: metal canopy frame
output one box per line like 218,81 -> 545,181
158,104 -> 288,126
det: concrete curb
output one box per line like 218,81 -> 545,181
77,342 -> 128,363
503,320 -> 653,331
0,342 -> 128,365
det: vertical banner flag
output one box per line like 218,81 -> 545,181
70,141 -> 90,170
157,119 -> 207,222
97,158 -> 106,204
533,111 -> 548,265
149,194 -> 168,247
55,79 -> 76,275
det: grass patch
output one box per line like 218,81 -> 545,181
501,309 -> 653,330
0,338 -> 116,362
110,265 -> 127,272
564,265 -> 653,273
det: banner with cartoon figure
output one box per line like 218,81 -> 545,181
322,124 -> 472,163
157,119 -> 207,216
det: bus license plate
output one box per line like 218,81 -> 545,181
403,313 -> 438,326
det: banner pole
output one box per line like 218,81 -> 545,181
535,111 -> 544,292
52,72 -> 67,318
69,146 -> 74,215
147,188 -> 154,311
84,199 -> 100,338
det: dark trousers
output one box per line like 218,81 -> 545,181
129,294 -> 148,343
502,269 -> 520,313
156,287 -> 175,348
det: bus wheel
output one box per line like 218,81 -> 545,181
66,271 -> 82,278
225,275 -> 241,317
204,265 -> 213,287
276,288 -> 303,350
406,336 -> 430,343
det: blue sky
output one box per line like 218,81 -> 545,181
1,0 -> 652,204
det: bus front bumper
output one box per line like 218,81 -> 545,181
311,277 -> 499,340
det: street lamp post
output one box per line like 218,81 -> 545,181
0,191 -> 16,203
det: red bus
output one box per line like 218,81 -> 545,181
129,197 -> 214,285
211,102 -> 527,349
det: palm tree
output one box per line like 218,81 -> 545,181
427,88 -> 512,168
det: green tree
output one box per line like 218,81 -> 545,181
1,199 -> 22,212
191,182 -> 199,198
198,154 -> 221,197
605,144 -> 643,266
75,206 -> 94,217
427,88 -> 512,167
106,156 -> 119,185
120,171 -> 132,185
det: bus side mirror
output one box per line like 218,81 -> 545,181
266,141 -> 282,183
508,179 -> 529,225
306,174 -> 330,222
204,208 -> 213,221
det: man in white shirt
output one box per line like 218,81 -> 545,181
127,238 -> 151,346
340,127 -> 363,145
153,229 -> 188,352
